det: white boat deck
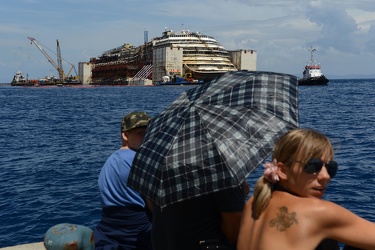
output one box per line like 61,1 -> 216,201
0,242 -> 44,250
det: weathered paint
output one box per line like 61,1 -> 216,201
44,223 -> 94,250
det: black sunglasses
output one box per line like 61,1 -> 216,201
296,158 -> 338,178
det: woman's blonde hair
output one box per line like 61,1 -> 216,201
251,128 -> 335,219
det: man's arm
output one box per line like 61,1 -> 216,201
220,211 -> 243,244
216,182 -> 248,244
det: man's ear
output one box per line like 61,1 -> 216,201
278,162 -> 288,181
121,132 -> 128,141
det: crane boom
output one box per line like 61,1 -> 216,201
28,37 -> 65,82
56,40 -> 64,79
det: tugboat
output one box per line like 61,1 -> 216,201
11,70 -> 38,86
298,47 -> 329,86
11,70 -> 26,85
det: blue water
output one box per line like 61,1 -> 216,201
1,79 -> 375,248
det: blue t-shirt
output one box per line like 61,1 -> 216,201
98,149 -> 145,208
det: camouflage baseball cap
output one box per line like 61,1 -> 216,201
121,111 -> 151,132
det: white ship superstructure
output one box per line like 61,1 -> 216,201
152,29 -> 237,81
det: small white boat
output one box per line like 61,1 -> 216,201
38,74 -> 59,85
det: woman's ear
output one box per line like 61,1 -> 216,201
277,162 -> 288,181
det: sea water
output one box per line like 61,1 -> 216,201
1,79 -> 375,247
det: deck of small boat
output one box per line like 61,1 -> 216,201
0,242 -> 44,250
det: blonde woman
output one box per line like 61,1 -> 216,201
237,128 -> 375,250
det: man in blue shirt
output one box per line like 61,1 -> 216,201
94,111 -> 152,250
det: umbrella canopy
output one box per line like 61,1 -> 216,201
128,71 -> 299,208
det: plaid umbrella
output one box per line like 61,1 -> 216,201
128,71 -> 299,208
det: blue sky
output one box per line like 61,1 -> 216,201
1,0 -> 375,83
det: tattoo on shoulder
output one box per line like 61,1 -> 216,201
269,206 -> 298,231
